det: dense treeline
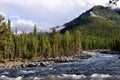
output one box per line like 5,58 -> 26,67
62,16 -> 120,51
82,36 -> 117,50
0,15 -> 82,60
111,37 -> 120,51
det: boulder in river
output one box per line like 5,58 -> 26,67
20,64 -> 27,68
40,62 -> 46,67
27,63 -> 37,67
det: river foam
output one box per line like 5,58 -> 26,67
91,74 -> 112,79
0,73 -> 119,80
0,75 -> 22,80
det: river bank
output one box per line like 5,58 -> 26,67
0,50 -> 119,72
0,51 -> 92,72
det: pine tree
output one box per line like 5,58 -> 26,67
50,30 -> 61,57
5,20 -> 14,59
0,16 -> 13,59
33,25 -> 37,36
62,31 -> 72,56
73,30 -> 82,54
38,32 -> 51,58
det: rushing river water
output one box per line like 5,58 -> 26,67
0,51 -> 120,80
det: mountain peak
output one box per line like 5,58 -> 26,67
63,5 -> 120,27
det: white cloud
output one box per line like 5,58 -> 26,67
12,19 -> 51,33
17,19 -> 34,26
12,19 -> 35,33
0,3 -> 6,16
88,0 -> 107,5
10,16 -> 20,20
0,0 -> 109,8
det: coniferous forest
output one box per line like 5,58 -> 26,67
0,15 -> 82,60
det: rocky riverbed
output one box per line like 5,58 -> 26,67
0,52 -> 92,72
0,51 -> 120,80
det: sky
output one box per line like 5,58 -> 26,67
0,0 -> 119,33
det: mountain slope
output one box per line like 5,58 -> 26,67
64,6 -> 120,27
61,5 -> 120,38
62,16 -> 120,38
91,6 -> 120,25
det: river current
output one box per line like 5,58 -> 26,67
0,51 -> 120,80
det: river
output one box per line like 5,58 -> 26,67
0,51 -> 120,80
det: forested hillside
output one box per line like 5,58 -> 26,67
62,16 -> 120,38
61,6 -> 120,50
